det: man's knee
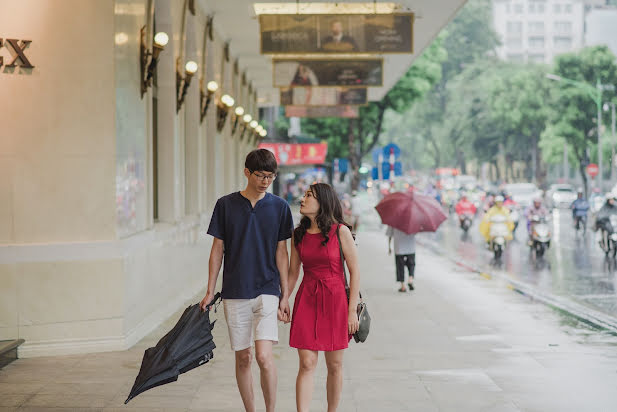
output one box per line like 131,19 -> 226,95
255,349 -> 274,370
236,349 -> 253,369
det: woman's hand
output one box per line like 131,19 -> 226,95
348,309 -> 359,335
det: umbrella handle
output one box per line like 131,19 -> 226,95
205,292 -> 222,312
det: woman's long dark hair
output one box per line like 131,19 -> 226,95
294,183 -> 352,246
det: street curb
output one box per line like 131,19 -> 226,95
417,238 -> 617,334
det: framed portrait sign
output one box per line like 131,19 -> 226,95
260,13 -> 414,54
273,58 -> 383,87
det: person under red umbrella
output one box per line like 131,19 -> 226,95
376,191 -> 447,293
386,225 -> 416,292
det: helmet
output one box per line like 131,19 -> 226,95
607,192 -> 617,201
494,195 -> 504,203
577,187 -> 584,194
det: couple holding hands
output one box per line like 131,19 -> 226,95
199,149 -> 361,412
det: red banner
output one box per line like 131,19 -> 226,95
258,143 -> 328,166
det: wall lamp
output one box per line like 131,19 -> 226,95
231,106 -> 245,135
249,120 -> 259,144
200,80 -> 218,123
140,28 -> 169,98
239,114 -> 252,140
216,94 -> 235,132
176,60 -> 198,112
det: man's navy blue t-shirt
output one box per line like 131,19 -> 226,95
207,192 -> 294,299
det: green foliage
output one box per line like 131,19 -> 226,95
300,34 -> 447,162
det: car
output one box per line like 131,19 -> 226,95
503,183 -> 543,208
546,184 -> 577,208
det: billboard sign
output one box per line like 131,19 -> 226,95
273,58 -> 383,87
260,13 -> 414,54
280,87 -> 367,106
284,105 -> 359,118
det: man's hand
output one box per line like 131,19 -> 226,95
278,297 -> 291,323
199,292 -> 215,312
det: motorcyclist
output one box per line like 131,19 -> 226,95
479,196 -> 514,243
503,193 -> 517,208
595,193 -> 617,251
455,194 -> 477,220
571,189 -> 590,229
525,198 -> 549,240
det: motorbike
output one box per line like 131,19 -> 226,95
488,214 -> 511,260
574,214 -> 587,235
459,213 -> 473,233
597,215 -> 617,258
529,215 -> 551,258
508,206 -> 520,234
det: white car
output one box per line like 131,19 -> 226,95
503,183 -> 543,208
547,184 -> 578,208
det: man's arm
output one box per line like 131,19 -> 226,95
276,240 -> 291,322
199,238 -> 224,311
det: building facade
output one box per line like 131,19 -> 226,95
585,6 -> 617,58
492,0 -> 586,64
0,0 -> 259,357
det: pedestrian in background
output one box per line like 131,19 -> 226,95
386,225 -> 416,292
287,183 -> 360,412
200,149 -> 294,412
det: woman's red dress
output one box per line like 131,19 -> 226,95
290,224 -> 351,351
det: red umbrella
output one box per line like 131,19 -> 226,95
375,191 -> 447,234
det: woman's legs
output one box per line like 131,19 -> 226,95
324,350 -> 345,412
296,349 -> 318,412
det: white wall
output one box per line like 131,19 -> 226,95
0,0 -> 257,357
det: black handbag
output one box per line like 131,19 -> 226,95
336,226 -> 370,343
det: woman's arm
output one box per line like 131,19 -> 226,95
339,225 -> 360,334
287,236 -> 302,297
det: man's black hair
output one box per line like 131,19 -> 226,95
245,149 -> 278,173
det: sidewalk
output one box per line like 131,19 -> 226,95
1,230 -> 617,411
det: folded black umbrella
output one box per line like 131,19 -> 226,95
125,293 -> 221,404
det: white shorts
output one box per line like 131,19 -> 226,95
223,294 -> 279,351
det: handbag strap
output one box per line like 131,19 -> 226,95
335,225 -> 350,289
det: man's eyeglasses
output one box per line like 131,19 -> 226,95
251,171 -> 277,182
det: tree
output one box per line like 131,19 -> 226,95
382,0 -> 501,175
543,46 -> 617,195
302,36 -> 447,189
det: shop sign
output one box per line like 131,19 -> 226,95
284,105 -> 359,118
0,38 -> 34,68
258,143 -> 328,165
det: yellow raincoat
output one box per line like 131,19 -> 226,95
479,205 -> 514,242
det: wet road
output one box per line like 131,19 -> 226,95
421,207 -> 617,320
357,191 -> 617,323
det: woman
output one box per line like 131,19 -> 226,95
287,183 -> 360,412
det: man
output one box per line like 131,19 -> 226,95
455,194 -> 477,221
479,196 -> 514,244
595,193 -> 617,251
386,225 -> 416,292
200,149 -> 294,412
525,198 -> 549,241
321,20 -> 358,52
571,189 -> 590,230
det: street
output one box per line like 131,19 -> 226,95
2,221 -> 617,411
421,206 -> 617,323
